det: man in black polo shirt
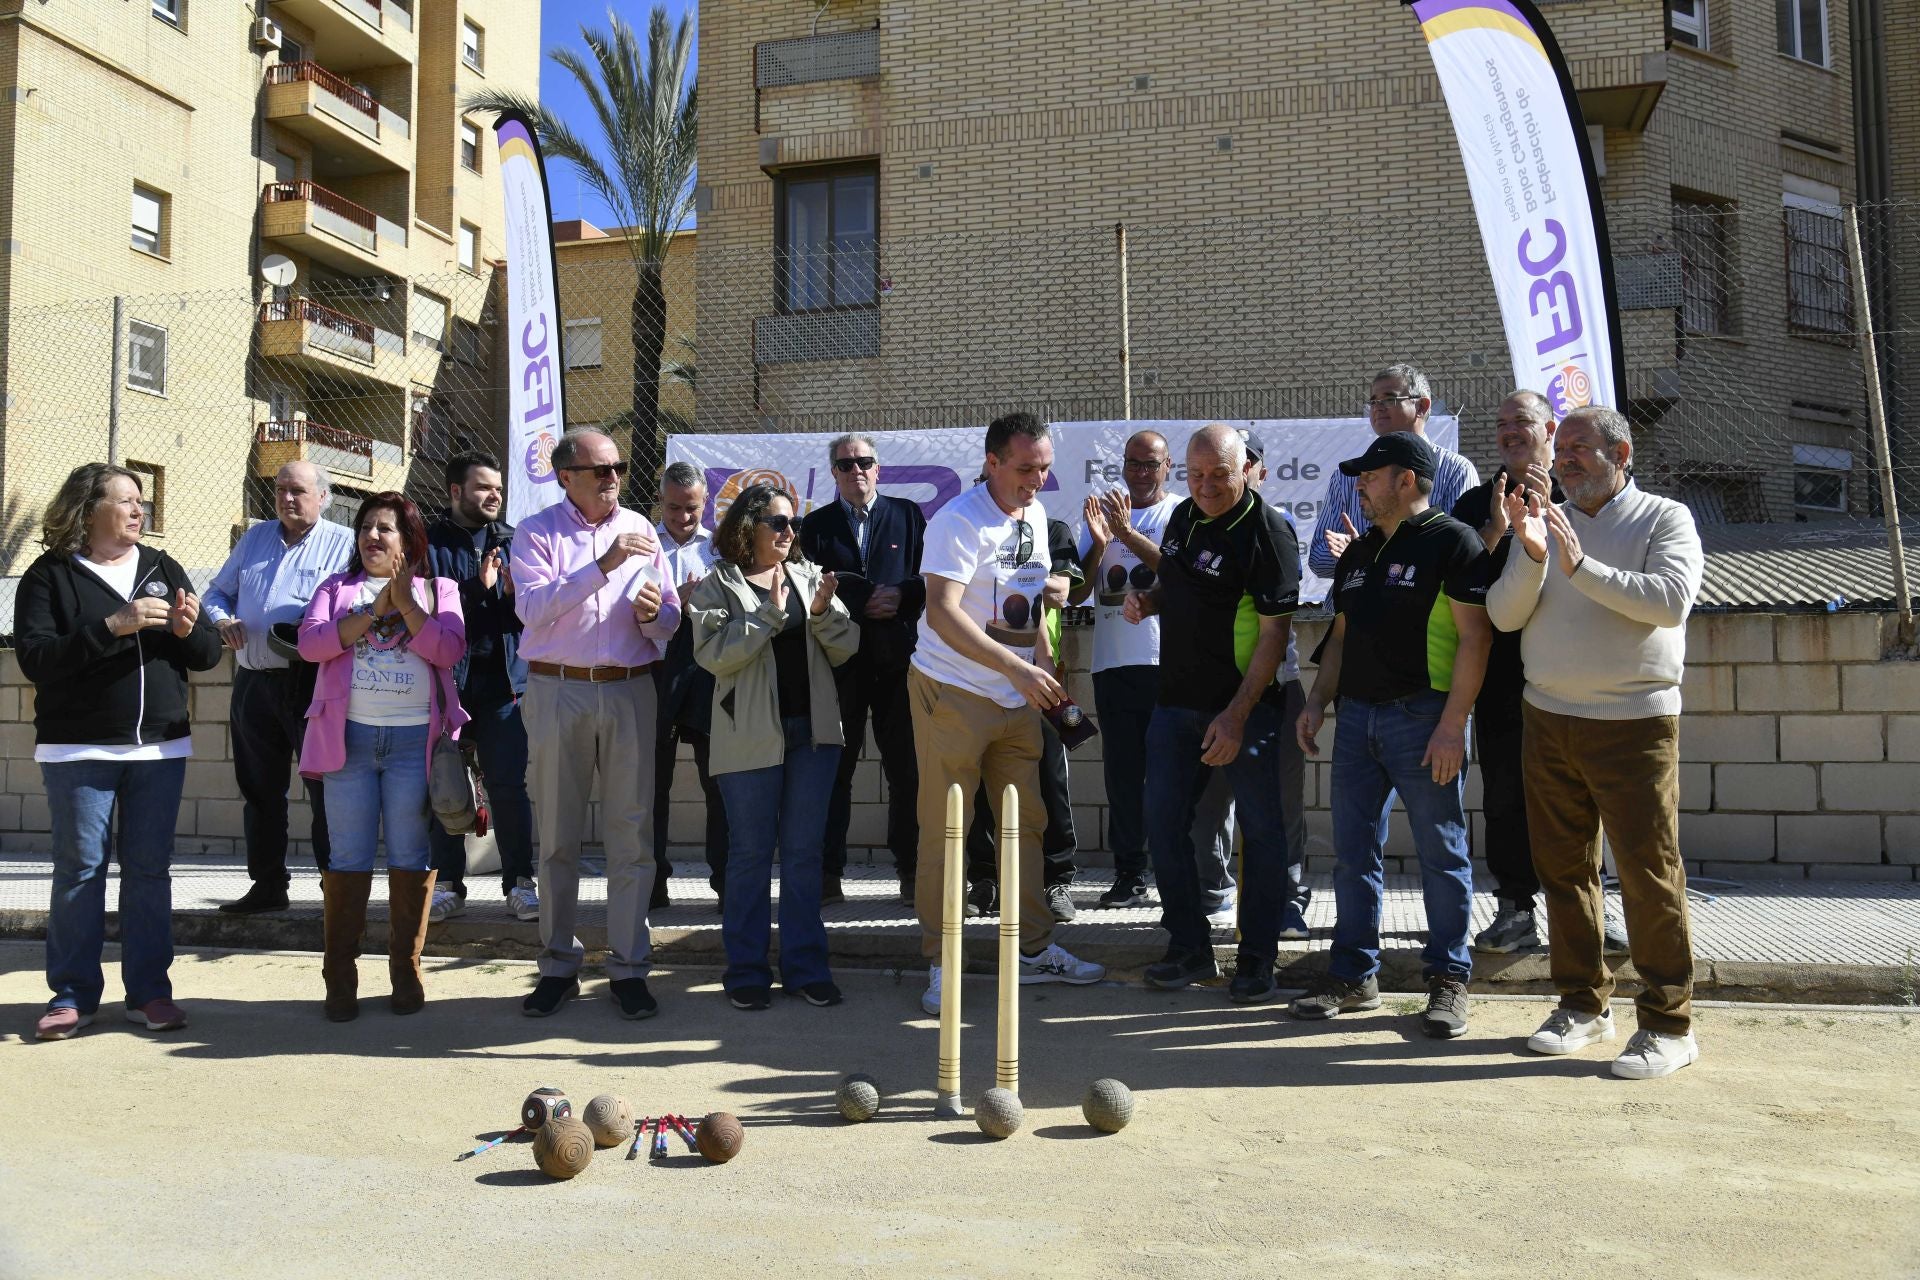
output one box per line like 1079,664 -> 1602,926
1124,424 -> 1300,1002
1292,431 -> 1492,1038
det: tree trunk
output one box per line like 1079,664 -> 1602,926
625,259 -> 668,509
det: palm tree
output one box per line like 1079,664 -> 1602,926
466,6 -> 696,498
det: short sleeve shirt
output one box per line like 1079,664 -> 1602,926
1076,494 -> 1179,673
1330,507 -> 1491,703
913,484 -> 1050,708
1156,491 -> 1301,713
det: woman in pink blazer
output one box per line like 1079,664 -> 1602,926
298,492 -> 468,1022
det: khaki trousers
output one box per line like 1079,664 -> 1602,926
909,668 -> 1053,960
524,673 -> 658,981
1521,703 -> 1694,1034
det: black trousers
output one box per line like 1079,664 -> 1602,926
653,721 -> 729,892
823,657 -> 918,878
966,712 -> 1077,889
230,664 -> 330,884
1476,714 -> 1539,904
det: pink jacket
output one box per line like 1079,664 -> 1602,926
297,571 -> 470,780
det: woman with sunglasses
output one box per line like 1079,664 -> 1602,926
689,484 -> 858,1010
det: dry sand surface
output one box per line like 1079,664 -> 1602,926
1,943 -> 1917,1280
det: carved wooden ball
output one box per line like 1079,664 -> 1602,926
532,1116 -> 594,1179
1082,1079 -> 1135,1133
582,1095 -> 634,1147
695,1112 -> 745,1163
520,1087 -> 571,1131
975,1087 -> 1024,1139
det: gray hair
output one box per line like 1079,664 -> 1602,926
1189,422 -> 1247,469
549,427 -> 612,471
1372,362 -> 1432,404
827,432 -> 877,465
661,460 -> 703,491
1503,389 -> 1555,421
1565,405 -> 1633,469
277,460 -> 330,498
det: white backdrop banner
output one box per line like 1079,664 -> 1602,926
494,111 -> 567,525
665,418 -> 1458,602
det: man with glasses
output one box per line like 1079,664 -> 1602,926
1308,363 -> 1480,577
651,461 -> 726,910
800,433 -> 927,905
511,428 -> 679,1021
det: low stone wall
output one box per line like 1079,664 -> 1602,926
1,610 -> 1914,880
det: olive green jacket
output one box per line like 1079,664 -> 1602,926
688,559 -> 859,776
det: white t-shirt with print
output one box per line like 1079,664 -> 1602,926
913,484 -> 1050,708
1075,494 -> 1178,673
345,578 -> 434,726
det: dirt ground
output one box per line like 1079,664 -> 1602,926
1,943 -> 1917,1280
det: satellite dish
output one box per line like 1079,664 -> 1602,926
260,254 -> 297,287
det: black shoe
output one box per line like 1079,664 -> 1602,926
787,980 -> 843,1007
610,977 -> 659,1020
728,985 -> 772,1011
219,883 -> 290,915
1098,875 -> 1149,909
1046,883 -> 1077,923
898,874 -> 916,904
1144,948 -> 1221,990
650,879 -> 671,911
967,880 -> 997,916
1228,955 -> 1278,1004
821,875 -> 845,906
522,975 -> 580,1018
1421,976 -> 1471,1039
1473,905 -> 1540,953
1289,973 -> 1381,1020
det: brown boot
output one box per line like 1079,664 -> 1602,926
322,871 -> 373,1022
387,868 -> 436,1015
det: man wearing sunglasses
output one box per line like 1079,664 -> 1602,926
511,428 -> 680,1022
799,434 -> 927,906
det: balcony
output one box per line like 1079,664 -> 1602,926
261,181 -> 406,275
264,62 -> 411,177
258,297 -> 406,387
270,0 -> 414,72
254,419 -> 376,480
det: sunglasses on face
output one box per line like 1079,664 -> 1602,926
757,514 -> 796,534
832,456 -> 878,473
558,461 -> 628,479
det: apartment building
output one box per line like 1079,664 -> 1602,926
0,0 -> 538,578
695,0 -> 1871,523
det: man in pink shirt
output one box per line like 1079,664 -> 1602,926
511,428 -> 679,1020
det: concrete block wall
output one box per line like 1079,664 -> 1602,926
2,609 -> 1915,881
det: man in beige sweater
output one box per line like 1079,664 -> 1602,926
1487,406 -> 1705,1079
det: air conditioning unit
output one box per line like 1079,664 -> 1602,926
252,17 -> 284,50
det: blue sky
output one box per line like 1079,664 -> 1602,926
537,0 -> 699,227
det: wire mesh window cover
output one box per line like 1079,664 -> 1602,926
462,19 -> 483,69
564,318 -> 603,369
410,288 -> 448,351
1615,250 -> 1682,310
1783,199 -> 1850,336
1672,200 -> 1732,334
779,168 -> 877,312
132,186 -> 163,254
1776,0 -> 1826,63
755,307 -> 881,366
461,121 -> 482,171
127,321 -> 167,394
1668,0 -> 1707,47
755,29 -> 879,88
458,223 -> 478,271
453,319 -> 487,368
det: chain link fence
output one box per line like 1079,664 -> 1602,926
1,199 -> 1916,622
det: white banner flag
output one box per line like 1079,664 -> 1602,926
494,112 -> 566,525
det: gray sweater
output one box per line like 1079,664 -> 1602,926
1486,480 -> 1703,720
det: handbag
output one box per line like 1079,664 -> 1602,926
423,577 -> 487,834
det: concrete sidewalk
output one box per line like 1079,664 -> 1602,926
1,850 -> 1915,1003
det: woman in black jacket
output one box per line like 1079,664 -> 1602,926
15,462 -> 222,1041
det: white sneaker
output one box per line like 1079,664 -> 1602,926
428,887 -> 465,924
1526,1007 -> 1616,1055
1018,943 -> 1106,985
507,877 -> 540,922
920,965 -> 943,1017
1205,892 -> 1238,928
1612,1029 -> 1699,1079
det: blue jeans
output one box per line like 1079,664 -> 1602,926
323,722 -> 432,873
1144,697 -> 1292,961
1329,692 -> 1474,982
713,717 -> 840,992
42,756 -> 186,1012
429,696 -> 535,896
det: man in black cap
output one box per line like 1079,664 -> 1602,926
1291,431 -> 1492,1038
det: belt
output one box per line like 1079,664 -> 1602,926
527,660 -> 656,683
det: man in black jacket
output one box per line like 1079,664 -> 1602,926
799,432 -> 927,903
424,451 -> 537,924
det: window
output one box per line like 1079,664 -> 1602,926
410,287 -> 448,352
131,185 -> 166,256
458,222 -> 479,272
152,0 -> 181,27
1777,0 -> 1827,65
1783,184 -> 1850,336
128,321 -> 168,395
453,319 -> 487,367
460,120 -> 483,172
1668,0 -> 1707,48
564,318 -> 603,369
462,19 -> 484,70
1792,444 -> 1851,511
776,164 -> 878,312
280,35 -> 305,64
124,461 -> 165,535
1671,196 -> 1732,335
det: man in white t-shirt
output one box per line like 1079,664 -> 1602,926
909,412 -> 1106,1015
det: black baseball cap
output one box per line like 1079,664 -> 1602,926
1240,430 -> 1265,463
1338,430 -> 1436,480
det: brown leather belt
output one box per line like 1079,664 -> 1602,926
527,660 -> 656,683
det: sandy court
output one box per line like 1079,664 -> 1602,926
1,943 -> 1917,1279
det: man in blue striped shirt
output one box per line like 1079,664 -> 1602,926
1308,363 -> 1480,578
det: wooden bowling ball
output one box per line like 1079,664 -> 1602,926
533,1116 -> 594,1179
695,1112 -> 745,1163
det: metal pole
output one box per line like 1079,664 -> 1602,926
108,295 -> 125,466
1843,205 -> 1915,644
1115,222 -> 1132,421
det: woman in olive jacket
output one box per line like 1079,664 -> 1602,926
689,483 -> 858,1011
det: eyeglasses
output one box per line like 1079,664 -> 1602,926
832,456 -> 877,473
557,461 -> 628,479
756,514 -> 796,534
1013,519 -> 1034,567
1366,394 -> 1418,410
1122,457 -> 1164,471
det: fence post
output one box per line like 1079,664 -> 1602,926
1115,222 -> 1131,421
1843,205 -> 1915,645
108,295 -> 125,466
